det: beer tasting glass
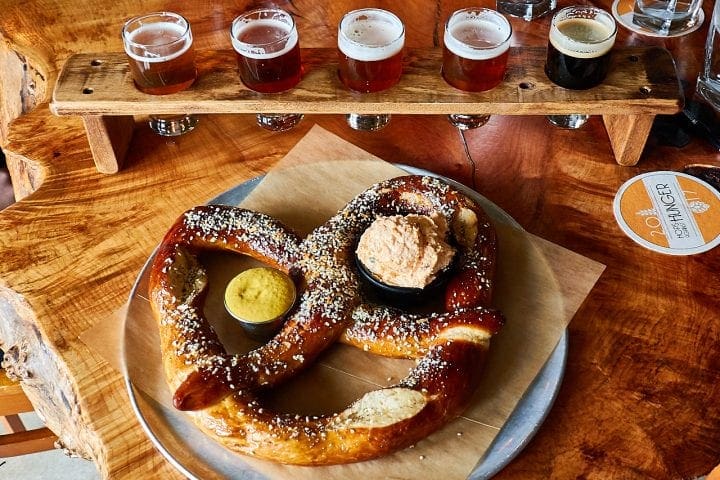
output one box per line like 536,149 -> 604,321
337,8 -> 405,131
122,12 -> 198,136
442,8 -> 512,130
545,6 -> 617,129
231,8 -> 303,132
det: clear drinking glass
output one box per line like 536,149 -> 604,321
231,8 -> 304,132
122,12 -> 198,136
442,8 -> 512,130
697,0 -> 720,111
497,0 -> 556,21
544,5 -> 617,129
337,8 -> 405,131
632,0 -> 704,36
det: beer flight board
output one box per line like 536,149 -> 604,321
51,46 -> 682,174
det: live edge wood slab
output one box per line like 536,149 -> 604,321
1,0 -> 719,479
51,46 -> 682,173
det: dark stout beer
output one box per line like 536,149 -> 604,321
544,7 -> 617,90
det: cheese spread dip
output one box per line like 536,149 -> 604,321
356,214 -> 456,289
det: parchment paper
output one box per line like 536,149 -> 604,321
81,125 -> 605,479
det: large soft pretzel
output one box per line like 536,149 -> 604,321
148,175 -> 504,465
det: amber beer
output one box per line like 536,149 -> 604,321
231,9 -> 301,93
442,8 -> 512,92
122,12 -> 197,95
545,6 -> 617,90
338,9 -> 405,93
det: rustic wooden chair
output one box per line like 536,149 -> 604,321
0,359 -> 57,457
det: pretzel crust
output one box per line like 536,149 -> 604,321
148,175 -> 503,465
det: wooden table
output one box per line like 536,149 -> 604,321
1,1 -> 718,478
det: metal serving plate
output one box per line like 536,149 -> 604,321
122,166 -> 567,479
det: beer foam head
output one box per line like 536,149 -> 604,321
231,13 -> 298,60
549,7 -> 616,59
123,17 -> 192,63
338,8 -> 405,62
444,9 -> 511,61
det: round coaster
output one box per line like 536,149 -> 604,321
612,0 -> 705,38
614,171 -> 720,255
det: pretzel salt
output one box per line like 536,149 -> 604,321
148,175 -> 504,465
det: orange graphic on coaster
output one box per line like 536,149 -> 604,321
614,171 -> 720,255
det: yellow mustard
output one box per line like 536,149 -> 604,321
224,267 -> 295,323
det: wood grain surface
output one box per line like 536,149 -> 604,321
0,1 -> 719,479
51,46 -> 682,171
52,47 -> 681,115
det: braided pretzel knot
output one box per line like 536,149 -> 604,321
149,175 -> 504,465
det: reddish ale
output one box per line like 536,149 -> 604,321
337,52 -> 403,93
231,14 -> 302,93
442,48 -> 509,92
337,9 -> 405,93
441,11 -> 512,92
